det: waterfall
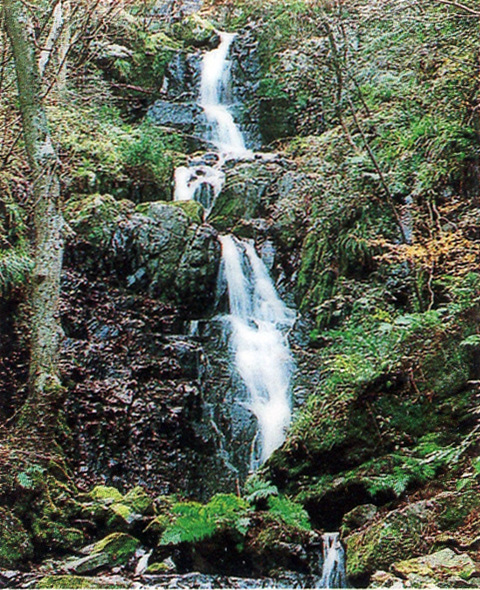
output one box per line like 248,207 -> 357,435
219,235 -> 295,469
318,533 -> 347,589
199,32 -> 250,157
174,30 -> 251,214
174,29 -> 296,468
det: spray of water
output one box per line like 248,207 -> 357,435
219,235 -> 295,468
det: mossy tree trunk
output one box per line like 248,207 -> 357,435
4,0 -> 64,439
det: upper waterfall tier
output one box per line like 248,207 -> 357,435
199,32 -> 250,157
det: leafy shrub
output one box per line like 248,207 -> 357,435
243,475 -> 279,505
266,496 -> 311,531
159,493 -> 250,545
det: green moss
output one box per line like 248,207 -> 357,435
31,517 -> 84,551
92,532 -> 140,565
0,507 -> 33,568
123,486 -> 154,516
145,562 -> 170,573
89,485 -> 124,505
169,200 -> 204,225
436,490 -> 480,530
37,576 -> 104,589
37,575 -> 129,589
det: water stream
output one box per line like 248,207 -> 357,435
174,30 -> 294,466
319,533 -> 347,589
174,31 -> 251,214
173,29 -> 346,587
219,235 -> 295,469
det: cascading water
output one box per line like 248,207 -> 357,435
174,31 -> 251,214
219,235 -> 295,469
200,32 -> 249,156
318,533 -> 347,589
172,26 -> 347,588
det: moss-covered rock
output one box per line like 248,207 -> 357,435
209,162 -> 272,232
105,503 -> 141,529
37,576 -> 105,589
37,575 -> 130,588
340,504 -> 377,537
31,517 -> 85,552
392,548 -> 477,587
171,14 -> 218,48
346,500 -> 435,581
90,485 -> 125,505
346,489 -> 480,582
92,532 -> 141,565
0,507 -> 33,568
123,486 -> 154,516
169,200 -> 204,225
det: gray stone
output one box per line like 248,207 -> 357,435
341,503 -> 378,536
64,552 -> 110,574
148,100 -> 204,134
392,548 -> 477,585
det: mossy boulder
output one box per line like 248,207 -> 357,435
31,517 -> 85,552
123,486 -> 154,516
0,507 -> 33,568
65,194 -> 135,248
92,532 -> 141,565
85,485 -> 154,529
346,500 -> 435,581
172,14 -> 218,48
209,162 -> 272,232
90,485 -> 124,505
392,548 -> 477,587
341,504 -> 377,537
346,490 -> 480,582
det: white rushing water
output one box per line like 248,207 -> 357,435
199,32 -> 250,157
219,235 -> 295,469
319,533 -> 347,589
174,30 -> 252,213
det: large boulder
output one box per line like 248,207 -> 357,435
148,100 -> 204,135
392,548 -> 477,588
346,490 -> 480,583
66,196 -> 221,314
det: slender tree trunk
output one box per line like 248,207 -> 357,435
4,0 -> 64,438
57,0 -> 71,92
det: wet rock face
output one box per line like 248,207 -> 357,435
148,101 -> 204,135
61,270 -> 237,500
66,199 -> 221,316
230,27 -> 263,150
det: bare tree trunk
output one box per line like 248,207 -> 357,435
4,0 -> 64,438
57,0 -> 71,92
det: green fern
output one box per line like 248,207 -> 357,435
267,496 -> 311,531
243,475 -> 278,504
159,494 -> 250,546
